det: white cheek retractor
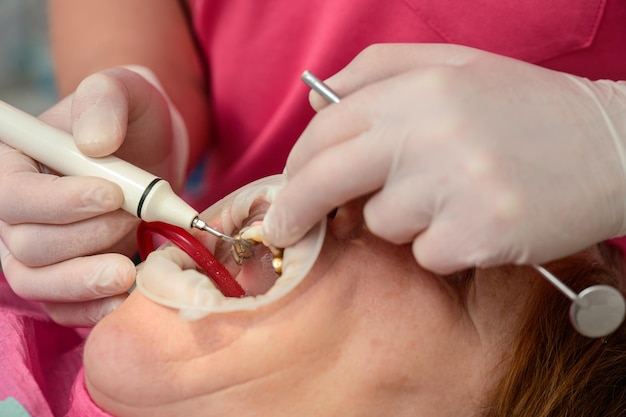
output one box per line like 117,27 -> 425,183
301,70 -> 626,339
135,175 -> 327,319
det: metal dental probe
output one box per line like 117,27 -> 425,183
301,70 -> 341,104
301,69 -> 626,338
0,100 -> 253,259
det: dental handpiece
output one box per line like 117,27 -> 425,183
0,99 -> 240,244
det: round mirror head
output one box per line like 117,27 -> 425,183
570,285 -> 626,338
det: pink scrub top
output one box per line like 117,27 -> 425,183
187,0 -> 626,207
2,0 -> 626,415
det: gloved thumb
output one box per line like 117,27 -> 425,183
71,71 -> 130,157
70,66 -> 189,189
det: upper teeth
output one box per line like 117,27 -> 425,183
238,224 -> 284,274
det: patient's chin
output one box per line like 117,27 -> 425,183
87,294 -> 348,415
84,293 -> 179,413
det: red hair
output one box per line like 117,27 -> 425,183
483,243 -> 626,416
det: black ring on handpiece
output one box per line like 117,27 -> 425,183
137,178 -> 163,218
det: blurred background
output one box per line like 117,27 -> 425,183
0,0 -> 57,115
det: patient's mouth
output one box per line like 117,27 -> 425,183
135,175 -> 326,320
213,224 -> 282,296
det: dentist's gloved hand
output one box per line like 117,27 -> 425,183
263,43 -> 626,274
0,66 -> 188,326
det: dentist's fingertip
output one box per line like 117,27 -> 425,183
85,256 -> 136,298
42,294 -> 128,327
72,74 -> 128,157
262,205 -> 280,243
73,106 -> 125,156
84,295 -> 127,326
262,205 -> 292,247
79,180 -> 124,213
263,205 -> 306,248
98,294 -> 128,316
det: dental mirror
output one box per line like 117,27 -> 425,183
570,285 -> 626,338
533,265 -> 626,338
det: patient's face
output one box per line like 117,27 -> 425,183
84,197 -> 542,417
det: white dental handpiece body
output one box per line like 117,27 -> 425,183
0,100 -> 199,229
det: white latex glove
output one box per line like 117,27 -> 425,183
263,43 -> 626,274
0,66 -> 188,326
